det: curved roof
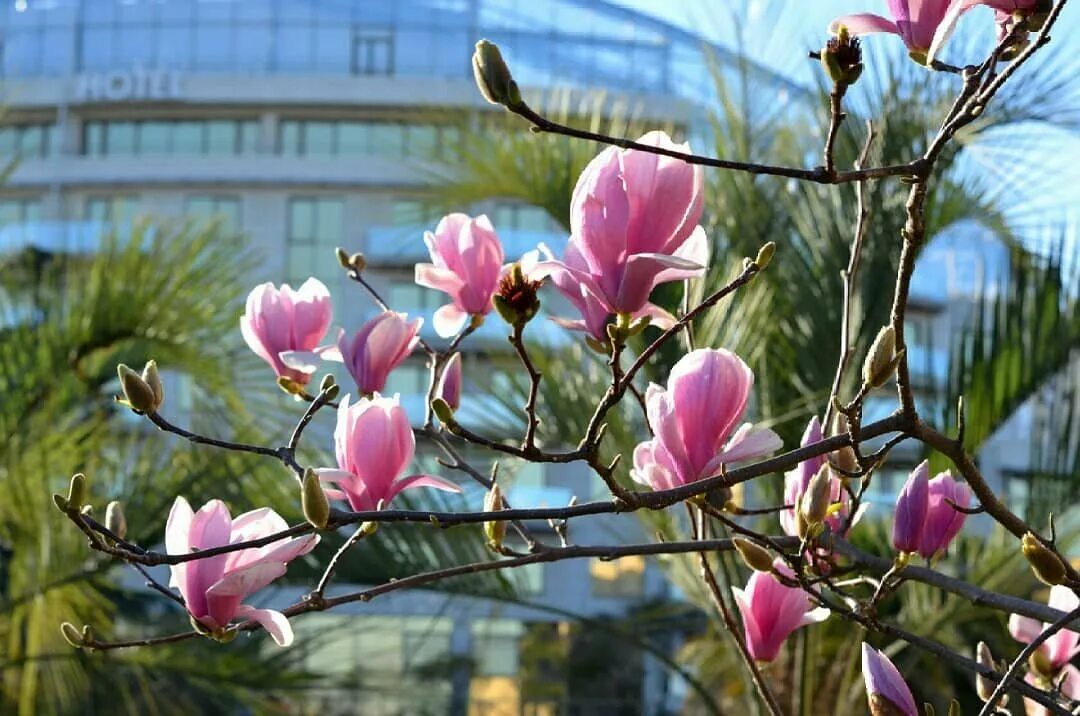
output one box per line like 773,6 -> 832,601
0,0 -> 799,99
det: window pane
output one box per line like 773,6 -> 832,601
315,199 -> 342,242
83,122 -> 104,156
304,122 -> 334,155
172,122 -> 203,154
369,123 -> 404,157
290,200 -> 314,242
239,122 -> 260,154
406,125 -> 437,157
206,121 -> 236,154
338,122 -> 369,154
280,121 -> 301,154
138,122 -> 171,154
105,122 -> 136,154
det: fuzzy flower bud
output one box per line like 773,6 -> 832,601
863,326 -> 902,389
301,468 -> 330,530
800,464 -> 834,529
1021,532 -> 1066,586
830,412 -> 859,474
975,641 -> 1003,704
754,242 -> 776,270
117,363 -> 158,413
66,473 -> 88,511
105,501 -> 126,540
141,360 -> 164,411
472,40 -> 522,109
733,538 -> 775,573
60,622 -> 85,648
483,482 -> 508,551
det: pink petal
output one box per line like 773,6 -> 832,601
234,605 -> 294,647
432,303 -> 469,338
388,473 -> 463,503
830,13 -> 901,36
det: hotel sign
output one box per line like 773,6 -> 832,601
73,68 -> 184,103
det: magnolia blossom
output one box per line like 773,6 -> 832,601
415,213 -> 505,337
536,130 -> 708,342
166,497 -> 319,646
631,349 -> 781,491
240,278 -> 332,385
733,560 -> 829,662
928,0 -> 1044,59
1010,585 -> 1080,673
916,471 -> 971,559
1024,665 -> 1080,716
316,394 -> 461,511
861,643 -> 918,716
892,461 -> 930,553
831,0 -> 958,62
333,312 -> 422,396
437,352 -> 463,411
779,416 -> 859,538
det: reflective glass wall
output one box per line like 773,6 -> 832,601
0,0 -> 719,98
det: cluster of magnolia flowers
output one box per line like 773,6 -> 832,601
99,4 -> 1077,706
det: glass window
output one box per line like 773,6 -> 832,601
590,555 -> 645,598
83,122 -> 105,156
206,121 -> 236,154
471,619 -> 523,677
352,32 -> 394,75
280,121 -> 301,155
85,196 -> 139,224
137,122 -> 171,154
338,122 -> 370,154
105,122 -> 136,155
369,123 -> 405,157
383,361 -> 428,397
304,122 -> 335,155
185,195 -> 241,231
406,125 -> 438,157
0,128 -> 15,156
172,122 -> 203,154
239,121 -> 260,154
287,197 -> 343,284
0,199 -> 41,226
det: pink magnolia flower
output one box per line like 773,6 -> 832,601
631,349 -> 781,491
733,560 -> 829,662
437,352 -> 462,411
892,461 -> 930,553
333,312 -> 422,396
166,497 -> 319,646
1009,585 -> 1080,673
240,278 -> 332,385
535,130 -> 709,342
779,416 -> 860,538
830,0 -> 960,61
1024,664 -> 1080,716
916,471 -> 971,560
862,643 -> 918,716
928,0 -> 1044,59
316,394 -> 461,512
415,213 -> 505,337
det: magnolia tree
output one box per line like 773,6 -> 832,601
52,1 -> 1079,714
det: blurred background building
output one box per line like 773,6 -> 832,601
0,0 -> 1070,714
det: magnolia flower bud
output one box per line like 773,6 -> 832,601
1028,647 -> 1055,680
117,363 -> 157,413
821,25 -> 864,86
862,326 -> 903,389
830,412 -> 859,474
1021,532 -> 1066,585
483,483 -> 507,551
336,246 -> 350,268
472,40 -> 521,109
754,242 -> 776,270
141,360 -> 164,411
800,464 -> 833,528
301,469 -> 330,529
105,501 -> 127,539
60,622 -> 84,648
733,538 -> 774,573
431,397 -> 457,427
277,376 -> 304,396
975,641 -> 1004,704
67,473 -> 88,511
319,373 -> 336,393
